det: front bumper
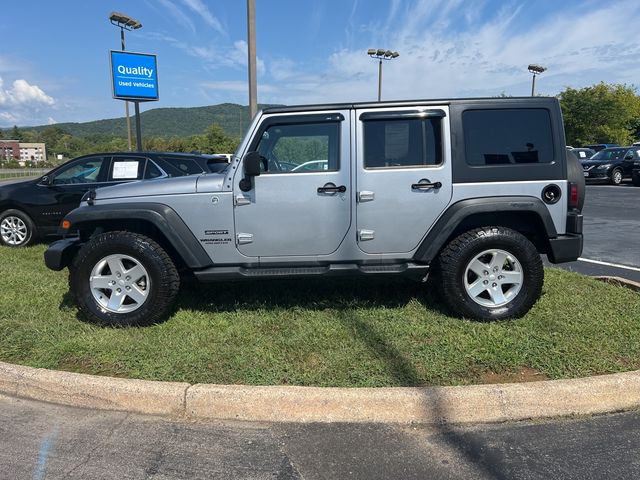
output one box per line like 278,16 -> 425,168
44,237 -> 82,271
583,169 -> 610,180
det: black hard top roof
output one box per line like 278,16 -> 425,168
262,96 -> 559,114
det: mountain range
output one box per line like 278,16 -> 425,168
23,103 -> 281,139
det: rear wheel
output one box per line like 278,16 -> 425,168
435,227 -> 544,320
69,231 -> 180,326
0,209 -> 36,247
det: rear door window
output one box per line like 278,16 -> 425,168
109,156 -> 146,181
362,116 -> 443,169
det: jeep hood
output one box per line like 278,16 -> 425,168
93,173 -> 226,200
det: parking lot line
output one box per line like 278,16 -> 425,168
578,258 -> 640,272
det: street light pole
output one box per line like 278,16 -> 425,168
119,27 -> 133,151
367,49 -> 399,101
109,12 -> 142,150
528,64 -> 547,97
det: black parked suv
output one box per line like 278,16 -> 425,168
0,152 -> 228,247
581,147 -> 640,185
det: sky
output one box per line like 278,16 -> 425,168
1,0 -> 640,128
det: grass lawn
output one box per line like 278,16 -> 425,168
1,244 -> 639,387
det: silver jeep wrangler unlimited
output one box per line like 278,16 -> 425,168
45,97 -> 584,326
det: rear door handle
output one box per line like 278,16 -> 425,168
411,181 -> 442,190
318,184 -> 347,193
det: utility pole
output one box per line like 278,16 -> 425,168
247,0 -> 257,120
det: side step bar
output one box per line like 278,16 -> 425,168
193,262 -> 429,282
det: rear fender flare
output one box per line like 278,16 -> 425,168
414,196 -> 557,264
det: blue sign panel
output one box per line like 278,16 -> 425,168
110,50 -> 159,101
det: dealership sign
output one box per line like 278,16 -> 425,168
110,50 -> 159,101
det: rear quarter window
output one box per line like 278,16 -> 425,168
463,109 -> 554,166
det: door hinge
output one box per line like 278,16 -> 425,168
358,229 -> 375,241
235,195 -> 251,206
236,233 -> 254,245
357,191 -> 375,203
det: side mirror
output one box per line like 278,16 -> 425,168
40,175 -> 51,186
243,152 -> 262,176
239,152 -> 262,192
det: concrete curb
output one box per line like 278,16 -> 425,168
2,361 -> 640,424
595,276 -> 640,292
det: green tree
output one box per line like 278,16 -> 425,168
195,123 -> 240,154
559,82 -> 640,146
41,126 -> 67,149
11,125 -> 24,141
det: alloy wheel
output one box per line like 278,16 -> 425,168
89,254 -> 151,313
463,249 -> 523,307
0,216 -> 28,246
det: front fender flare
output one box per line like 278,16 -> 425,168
62,203 -> 212,269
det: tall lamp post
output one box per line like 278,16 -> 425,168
109,11 -> 142,151
528,64 -> 546,97
367,49 -> 399,101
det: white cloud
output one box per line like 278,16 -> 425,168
258,0 -> 640,105
47,117 -> 57,125
0,77 -> 55,127
180,0 -> 225,35
0,77 -> 54,107
156,0 -> 196,34
0,111 -> 17,124
10,79 -> 54,106
150,33 -> 265,75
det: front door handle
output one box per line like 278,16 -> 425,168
411,180 -> 442,190
318,184 -> 347,194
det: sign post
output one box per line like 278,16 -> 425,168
110,50 -> 159,151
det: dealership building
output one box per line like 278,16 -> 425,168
0,140 -> 47,164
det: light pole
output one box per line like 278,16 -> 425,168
367,49 -> 399,101
109,11 -> 142,151
528,64 -> 546,97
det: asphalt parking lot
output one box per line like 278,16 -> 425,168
548,183 -> 640,283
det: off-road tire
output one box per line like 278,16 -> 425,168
69,231 -> 180,326
434,226 -> 544,321
0,209 -> 36,247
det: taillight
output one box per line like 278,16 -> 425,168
569,182 -> 579,209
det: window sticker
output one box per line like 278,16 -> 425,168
112,161 -> 140,179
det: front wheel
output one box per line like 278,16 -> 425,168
610,168 -> 623,185
69,231 -> 180,326
435,227 -> 544,320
